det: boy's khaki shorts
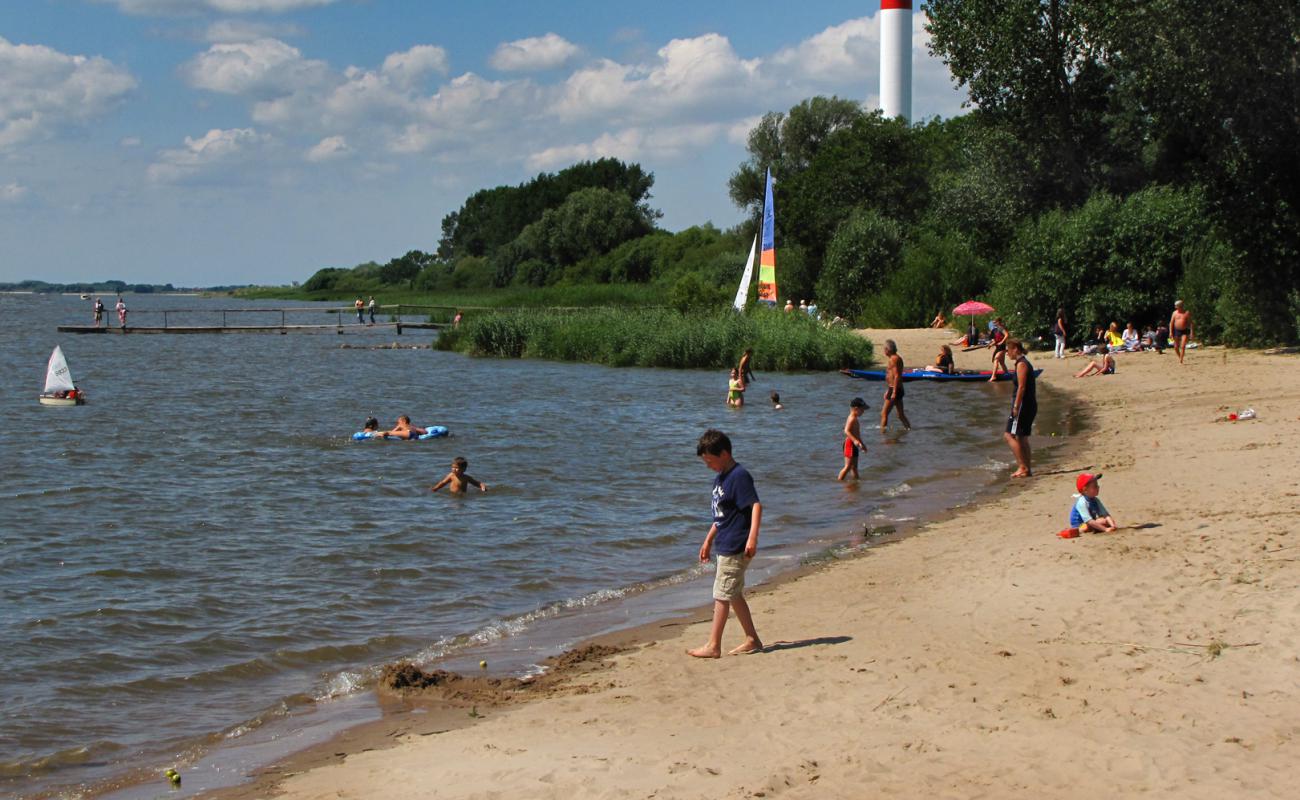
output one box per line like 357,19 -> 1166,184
713,553 -> 752,601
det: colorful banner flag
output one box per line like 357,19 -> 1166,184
757,169 -> 778,305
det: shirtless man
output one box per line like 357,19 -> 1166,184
880,339 -> 912,430
1169,300 -> 1194,364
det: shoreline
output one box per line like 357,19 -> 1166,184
211,328 -> 1299,799
72,334 -> 1077,800
192,329 -> 1083,799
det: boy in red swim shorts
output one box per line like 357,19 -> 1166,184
838,397 -> 868,481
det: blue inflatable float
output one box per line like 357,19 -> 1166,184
352,426 -> 449,441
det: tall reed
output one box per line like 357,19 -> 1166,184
434,308 -> 873,370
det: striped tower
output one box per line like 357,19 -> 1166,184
879,0 -> 912,121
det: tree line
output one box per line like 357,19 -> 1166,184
301,0 -> 1298,344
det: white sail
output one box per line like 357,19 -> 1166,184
44,346 -> 75,393
732,235 -> 758,311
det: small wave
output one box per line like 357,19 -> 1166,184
883,482 -> 912,498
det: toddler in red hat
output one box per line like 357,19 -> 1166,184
1069,473 -> 1117,533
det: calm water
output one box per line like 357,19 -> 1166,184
0,294 -> 1056,798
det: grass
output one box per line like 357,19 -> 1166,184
433,307 -> 874,371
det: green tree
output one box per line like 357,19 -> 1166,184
815,209 -> 904,321
728,96 -> 867,216
925,0 -> 1129,207
438,159 -> 658,260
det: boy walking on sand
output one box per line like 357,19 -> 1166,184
838,397 -> 868,481
688,429 -> 763,658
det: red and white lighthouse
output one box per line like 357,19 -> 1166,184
879,0 -> 912,121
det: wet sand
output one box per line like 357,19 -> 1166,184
215,328 -> 1300,799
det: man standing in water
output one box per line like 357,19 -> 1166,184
880,340 -> 912,431
1169,300 -> 1194,364
1004,339 -> 1036,478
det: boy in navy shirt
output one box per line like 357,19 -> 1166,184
688,429 -> 764,658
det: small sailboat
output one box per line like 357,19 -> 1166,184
39,345 -> 86,406
733,168 -> 778,310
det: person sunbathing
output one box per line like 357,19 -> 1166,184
1074,351 -> 1116,377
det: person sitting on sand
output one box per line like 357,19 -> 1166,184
770,391 -> 783,410
1122,322 -> 1140,351
1081,325 -> 1107,355
1070,473 -> 1117,533
431,456 -> 487,494
1105,322 -> 1125,352
951,319 -> 981,347
930,310 -> 947,329
381,415 -> 427,439
688,428 -> 763,658
727,368 -> 745,407
1075,351 -> 1116,377
923,345 -> 955,374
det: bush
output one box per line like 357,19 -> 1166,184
816,209 -> 904,321
435,307 -> 873,370
668,273 -> 729,313
990,186 -> 1223,341
303,267 -> 348,292
862,228 -> 989,327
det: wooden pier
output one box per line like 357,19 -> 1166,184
58,305 -> 453,335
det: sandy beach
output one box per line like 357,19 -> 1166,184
227,329 -> 1300,799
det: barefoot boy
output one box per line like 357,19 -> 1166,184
1070,473 -> 1117,533
838,397 -> 868,481
688,429 -> 763,658
431,456 -> 488,494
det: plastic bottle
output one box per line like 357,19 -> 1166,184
1238,408 -> 1256,420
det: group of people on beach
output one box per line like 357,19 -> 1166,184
1066,300 -> 1196,376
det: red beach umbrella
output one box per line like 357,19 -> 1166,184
953,300 -> 995,316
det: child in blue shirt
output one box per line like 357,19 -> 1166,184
1070,473 -> 1117,533
687,429 -> 763,659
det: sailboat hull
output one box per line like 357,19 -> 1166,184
39,394 -> 86,406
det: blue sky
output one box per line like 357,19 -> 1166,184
0,1 -> 966,285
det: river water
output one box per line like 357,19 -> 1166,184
0,294 -> 1064,798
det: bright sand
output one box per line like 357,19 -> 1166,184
229,329 -> 1300,799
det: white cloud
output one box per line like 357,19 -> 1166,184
380,45 -> 450,88
1,182 -> 29,202
305,134 -> 350,162
181,38 -> 332,96
489,33 -> 579,72
554,33 -> 762,126
160,13 -> 963,185
769,17 -> 876,83
204,19 -> 303,43
99,0 -> 337,15
526,123 -> 725,171
147,127 -> 269,182
0,36 -> 137,150
120,136 -> 143,147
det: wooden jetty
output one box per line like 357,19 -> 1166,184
58,305 -> 453,335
